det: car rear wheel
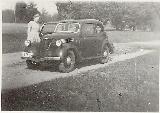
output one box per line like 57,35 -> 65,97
58,50 -> 76,73
100,44 -> 109,64
26,60 -> 39,69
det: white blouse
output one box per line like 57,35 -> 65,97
27,21 -> 41,43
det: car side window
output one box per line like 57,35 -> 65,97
82,23 -> 95,36
68,23 -> 80,32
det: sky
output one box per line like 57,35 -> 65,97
1,0 -> 60,15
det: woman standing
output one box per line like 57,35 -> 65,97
27,14 -> 41,43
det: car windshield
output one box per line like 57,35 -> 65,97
42,23 -> 57,34
55,22 -> 80,33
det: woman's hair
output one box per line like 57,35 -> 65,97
29,13 -> 41,22
33,13 -> 40,19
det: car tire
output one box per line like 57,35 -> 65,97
107,42 -> 114,54
58,50 -> 76,73
100,44 -> 109,64
26,60 -> 39,69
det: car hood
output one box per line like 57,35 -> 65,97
42,32 -> 78,40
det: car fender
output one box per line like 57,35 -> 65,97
101,39 -> 108,49
60,43 -> 81,61
101,39 -> 114,54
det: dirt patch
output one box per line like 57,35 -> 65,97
2,34 -> 27,53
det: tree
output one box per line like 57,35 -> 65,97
56,1 -> 160,31
56,2 -> 72,20
15,1 -> 27,23
39,9 -> 60,23
15,1 -> 40,23
2,9 -> 15,23
39,8 -> 51,23
25,2 -> 40,23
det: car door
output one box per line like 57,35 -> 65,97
94,23 -> 106,56
80,23 -> 98,58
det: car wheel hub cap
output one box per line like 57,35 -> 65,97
66,57 -> 72,64
103,51 -> 108,57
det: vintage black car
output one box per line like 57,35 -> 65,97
22,19 -> 114,73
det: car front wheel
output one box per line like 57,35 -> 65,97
58,50 -> 76,73
100,44 -> 109,64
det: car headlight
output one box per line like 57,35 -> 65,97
24,40 -> 31,46
56,40 -> 62,47
56,39 -> 66,47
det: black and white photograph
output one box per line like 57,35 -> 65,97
1,0 -> 159,112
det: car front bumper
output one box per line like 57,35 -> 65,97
21,52 -> 61,62
21,56 -> 61,61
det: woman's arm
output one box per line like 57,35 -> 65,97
27,22 -> 32,35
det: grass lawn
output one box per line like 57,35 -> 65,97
107,31 -> 160,43
2,23 -> 27,53
2,23 -> 27,34
2,33 -> 27,53
1,51 -> 159,111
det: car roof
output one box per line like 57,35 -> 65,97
46,22 -> 58,24
59,19 -> 103,25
